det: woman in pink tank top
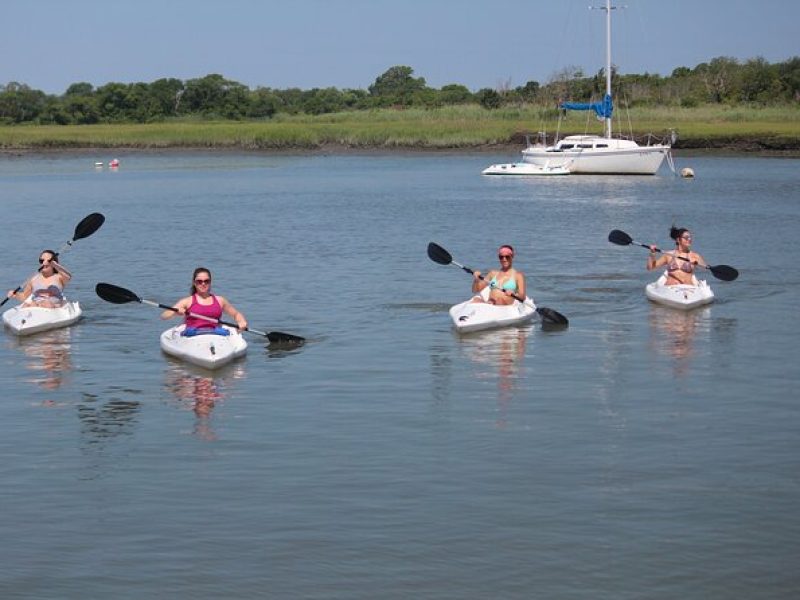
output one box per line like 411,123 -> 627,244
160,267 -> 248,332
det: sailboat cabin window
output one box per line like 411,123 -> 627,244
596,144 -> 609,148
560,144 -> 575,150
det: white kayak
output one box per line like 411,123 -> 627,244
481,162 -> 570,176
645,273 -> 714,310
2,300 -> 82,336
160,324 -> 247,370
449,287 -> 537,333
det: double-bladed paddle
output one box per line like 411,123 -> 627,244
427,242 -> 569,327
2,212 -> 106,307
95,282 -> 305,344
607,229 -> 739,281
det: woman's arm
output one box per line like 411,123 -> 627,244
7,280 -> 32,302
51,261 -> 72,282
692,252 -> 708,269
472,270 -> 491,293
161,297 -> 189,319
219,296 -> 248,330
647,247 -> 668,271
515,271 -> 526,300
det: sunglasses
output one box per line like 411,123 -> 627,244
194,279 -> 211,285
680,236 -> 692,241
498,254 -> 513,260
39,258 -> 52,264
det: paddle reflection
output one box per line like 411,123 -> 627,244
648,305 -> 711,377
164,362 -> 245,441
8,327 -> 74,390
455,326 -> 531,427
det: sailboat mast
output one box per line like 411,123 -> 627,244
605,0 -> 612,139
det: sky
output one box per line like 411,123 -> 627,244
2,0 -> 797,95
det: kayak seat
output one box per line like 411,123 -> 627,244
182,326 -> 230,337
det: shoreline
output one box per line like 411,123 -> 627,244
3,142 -> 800,158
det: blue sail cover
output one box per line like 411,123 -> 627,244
560,93 -> 613,119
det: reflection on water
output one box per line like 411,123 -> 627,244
163,361 -> 246,441
648,305 -> 712,377
455,326 -> 531,427
8,327 -> 73,391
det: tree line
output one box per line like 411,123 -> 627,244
1,57 -> 798,125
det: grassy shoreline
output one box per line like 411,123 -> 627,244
2,105 -> 799,152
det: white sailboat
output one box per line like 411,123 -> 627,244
501,0 -> 673,176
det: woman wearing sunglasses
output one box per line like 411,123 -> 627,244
647,226 -> 708,285
161,267 -> 248,333
6,250 -> 72,308
471,244 -> 526,306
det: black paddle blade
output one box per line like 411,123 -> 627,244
73,213 -> 105,241
96,282 -> 141,304
608,229 -> 633,246
710,264 -> 739,282
427,242 -> 453,266
536,307 -> 569,327
267,331 -> 306,344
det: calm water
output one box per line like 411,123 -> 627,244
1,151 -> 798,599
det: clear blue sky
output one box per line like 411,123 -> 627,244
3,0 -> 797,95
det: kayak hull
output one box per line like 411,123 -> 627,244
160,324 -> 247,370
645,274 -> 714,310
2,300 -> 82,336
449,288 -> 537,333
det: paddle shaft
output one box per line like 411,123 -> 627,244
144,299 -> 269,337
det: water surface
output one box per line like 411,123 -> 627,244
1,151 -> 798,599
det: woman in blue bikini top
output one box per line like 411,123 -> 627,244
471,244 -> 527,305
647,226 -> 708,285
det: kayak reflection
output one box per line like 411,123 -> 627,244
164,361 -> 245,441
455,326 -> 531,427
9,327 -> 73,390
648,305 -> 711,377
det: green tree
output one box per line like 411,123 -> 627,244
248,87 -> 279,118
0,82 -> 47,123
777,56 -> 800,102
148,78 -> 185,118
695,56 -> 740,103
476,88 -> 501,109
439,84 -> 473,105
739,57 -> 779,103
64,82 -> 94,96
181,74 -> 249,118
62,94 -> 99,124
515,80 -> 540,102
368,66 -> 427,105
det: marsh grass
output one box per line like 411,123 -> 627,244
2,105 -> 798,150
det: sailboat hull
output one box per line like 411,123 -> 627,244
522,137 -> 670,175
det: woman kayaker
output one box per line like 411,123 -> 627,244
471,244 -> 526,305
161,267 -> 248,333
647,226 -> 708,285
6,250 -> 72,308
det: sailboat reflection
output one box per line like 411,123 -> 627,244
163,361 -> 245,440
455,326 -> 531,427
9,327 -> 73,390
648,305 -> 711,377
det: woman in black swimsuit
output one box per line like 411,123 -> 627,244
647,226 -> 708,285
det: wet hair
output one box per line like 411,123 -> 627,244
40,249 -> 60,272
498,244 -> 515,256
669,226 -> 690,245
190,267 -> 211,294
